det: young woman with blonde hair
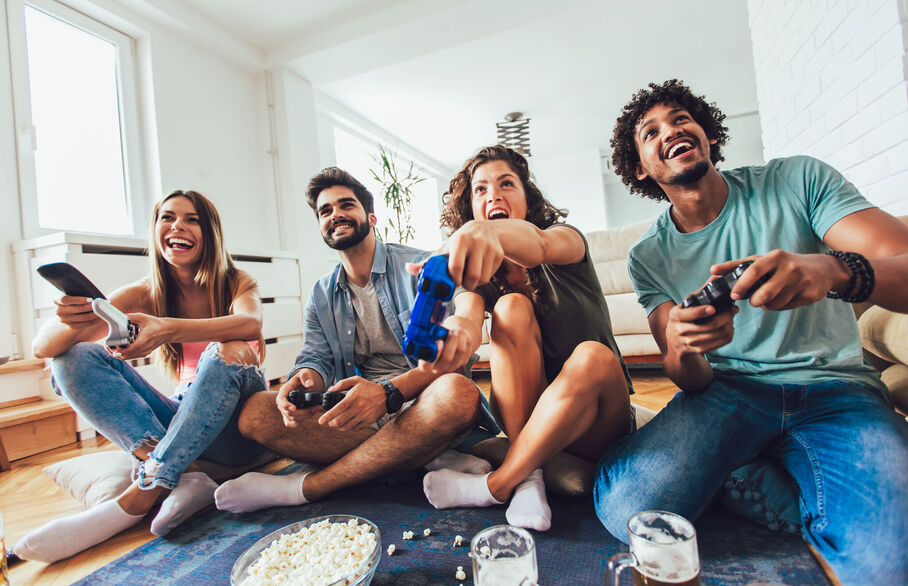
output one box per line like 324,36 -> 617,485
13,190 -> 266,563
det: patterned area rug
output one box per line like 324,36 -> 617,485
77,466 -> 829,585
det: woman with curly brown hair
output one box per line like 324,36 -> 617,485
421,145 -> 634,531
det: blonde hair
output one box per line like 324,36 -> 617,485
149,190 -> 264,379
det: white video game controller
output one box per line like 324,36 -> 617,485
92,299 -> 139,349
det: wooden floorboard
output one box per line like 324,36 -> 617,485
0,371 -> 677,585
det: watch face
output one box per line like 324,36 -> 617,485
384,383 -> 404,413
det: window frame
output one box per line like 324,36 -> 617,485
6,0 -> 149,238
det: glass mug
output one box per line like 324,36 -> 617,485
471,524 -> 538,586
606,510 -> 701,586
1,511 -> 8,586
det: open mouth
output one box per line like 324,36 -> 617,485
166,237 -> 195,251
331,221 -> 355,235
665,139 -> 696,160
487,208 -> 509,220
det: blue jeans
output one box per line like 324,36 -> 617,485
594,374 -> 908,585
52,342 -> 267,490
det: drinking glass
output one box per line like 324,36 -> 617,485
606,510 -> 700,586
471,524 -> 538,586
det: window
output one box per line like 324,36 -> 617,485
334,128 -> 442,251
7,0 -> 147,237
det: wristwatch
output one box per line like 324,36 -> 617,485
380,379 -> 405,414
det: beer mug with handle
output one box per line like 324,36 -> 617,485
606,510 -> 701,586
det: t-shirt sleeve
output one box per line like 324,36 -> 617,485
783,156 -> 877,239
628,244 -> 673,316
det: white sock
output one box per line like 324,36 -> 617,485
505,469 -> 551,531
14,500 -> 144,563
215,470 -> 310,513
423,470 -> 504,509
425,450 -> 493,474
150,472 -> 217,536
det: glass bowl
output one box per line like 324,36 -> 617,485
230,514 -> 381,585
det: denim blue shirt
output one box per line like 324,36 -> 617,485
290,240 -> 429,385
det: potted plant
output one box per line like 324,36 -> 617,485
370,144 -> 425,244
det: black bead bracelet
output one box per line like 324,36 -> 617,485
825,250 -> 875,303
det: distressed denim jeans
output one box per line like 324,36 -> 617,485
594,374 -> 908,585
51,342 -> 267,490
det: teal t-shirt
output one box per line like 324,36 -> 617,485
628,156 -> 884,391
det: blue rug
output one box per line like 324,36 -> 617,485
77,467 -> 829,585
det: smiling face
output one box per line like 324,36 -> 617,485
469,160 -> 528,222
633,102 -> 717,189
315,185 -> 375,250
155,195 -> 203,268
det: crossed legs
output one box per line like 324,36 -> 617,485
424,294 -> 631,530
215,373 -> 481,512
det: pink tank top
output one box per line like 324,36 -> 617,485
178,340 -> 260,387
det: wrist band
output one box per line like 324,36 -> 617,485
825,250 -> 875,303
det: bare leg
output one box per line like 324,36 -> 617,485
303,374 -> 479,500
488,293 -> 547,438
217,374 -> 480,512
488,341 -> 630,500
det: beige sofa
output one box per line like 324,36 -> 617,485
474,218 -> 661,369
857,215 -> 908,415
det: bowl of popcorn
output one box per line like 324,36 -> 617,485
230,514 -> 381,586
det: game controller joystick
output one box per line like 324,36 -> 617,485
287,390 -> 345,410
403,255 -> 455,362
681,260 -> 772,322
92,299 -> 139,349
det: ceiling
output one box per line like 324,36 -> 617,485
178,0 -> 759,172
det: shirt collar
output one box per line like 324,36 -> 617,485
334,238 -> 388,292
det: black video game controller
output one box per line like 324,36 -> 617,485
681,261 -> 771,322
287,390 -> 345,410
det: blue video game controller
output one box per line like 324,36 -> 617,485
403,255 -> 455,362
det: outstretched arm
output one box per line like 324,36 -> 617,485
716,208 -> 908,313
446,221 -> 585,289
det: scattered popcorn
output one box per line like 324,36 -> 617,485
453,535 -> 463,547
455,568 -> 467,581
423,528 -> 431,537
402,530 -> 414,540
245,518 -> 376,585
387,544 -> 396,556
467,552 -> 473,558
480,545 -> 491,556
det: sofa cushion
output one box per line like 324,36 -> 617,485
44,450 -> 279,508
882,364 -> 908,413
604,292 -> 651,335
859,305 -> 908,365
587,219 -> 655,296
615,333 -> 661,357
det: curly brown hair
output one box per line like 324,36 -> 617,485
610,79 -> 729,201
441,145 -> 568,305
440,145 -> 566,233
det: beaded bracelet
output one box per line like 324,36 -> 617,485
825,250 -> 875,303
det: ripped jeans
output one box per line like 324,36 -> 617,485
51,342 -> 267,490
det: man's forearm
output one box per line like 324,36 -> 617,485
663,350 -> 715,392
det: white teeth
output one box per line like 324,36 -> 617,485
488,209 -> 509,220
167,238 -> 193,247
668,141 -> 694,159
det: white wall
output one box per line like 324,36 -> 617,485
532,149 -> 608,234
748,0 -> 908,215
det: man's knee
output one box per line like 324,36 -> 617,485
490,293 -> 536,338
214,341 -> 260,366
423,373 -> 480,423
237,391 -> 279,440
593,464 -> 638,542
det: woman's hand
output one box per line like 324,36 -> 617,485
417,316 -> 479,376
54,296 -> 101,330
109,314 -> 171,360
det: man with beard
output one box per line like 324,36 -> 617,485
594,80 -> 908,585
214,167 -> 496,512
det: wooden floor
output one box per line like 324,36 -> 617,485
1,371 -> 681,585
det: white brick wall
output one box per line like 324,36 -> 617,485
748,0 -> 908,215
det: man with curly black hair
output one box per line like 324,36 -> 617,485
594,80 -> 908,585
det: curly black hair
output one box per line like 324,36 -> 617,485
610,79 -> 729,201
